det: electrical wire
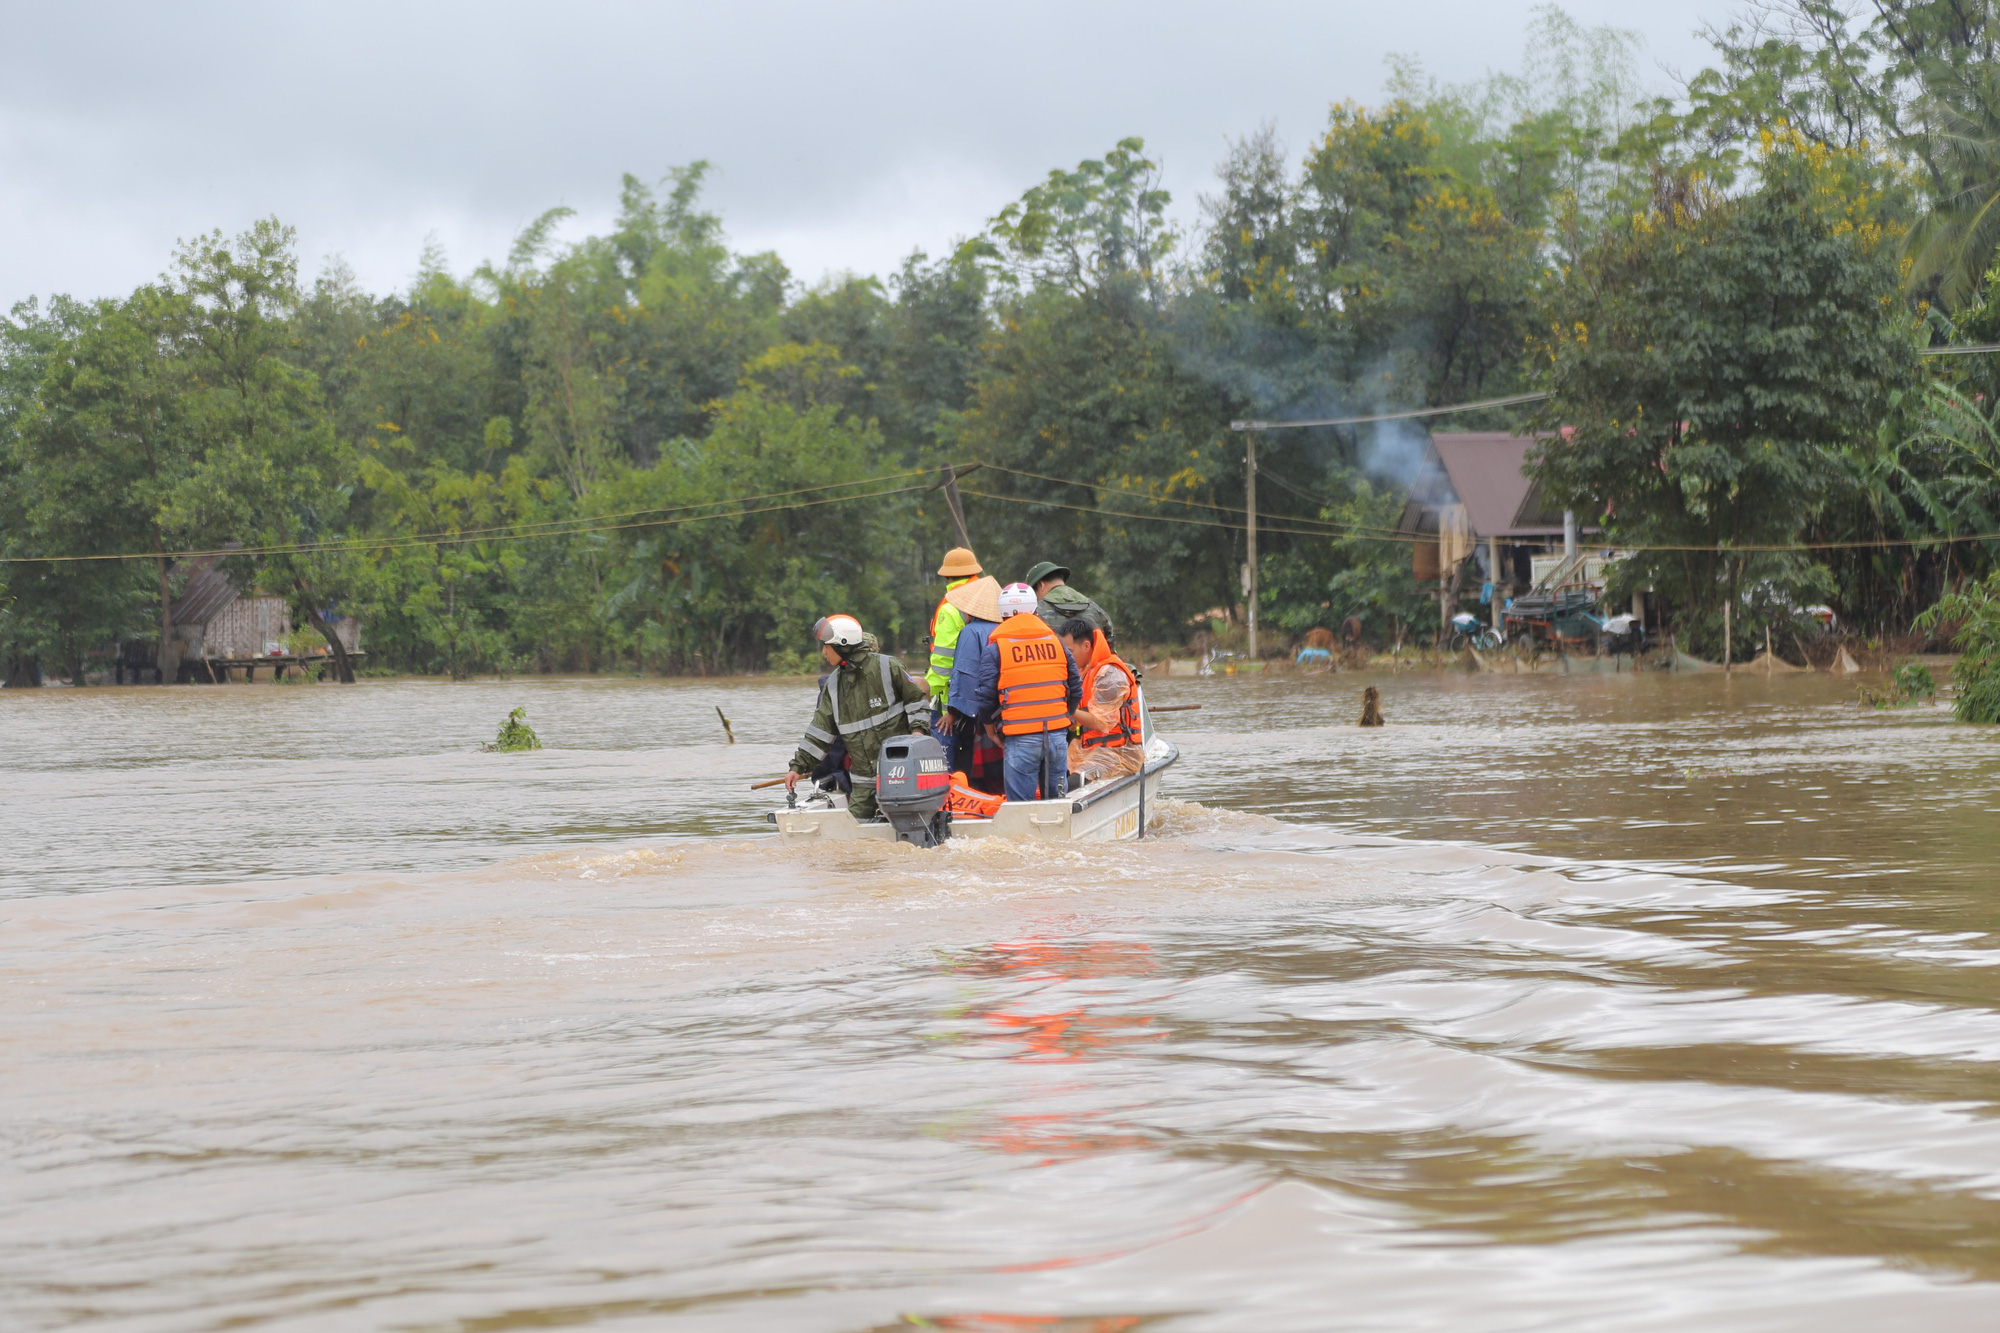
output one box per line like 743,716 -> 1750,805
14,429 -> 2000,566
0,480 -> 932,564
1223,345 -> 1999,432
1230,391 -> 1551,431
350,465 -> 936,547
971,460 -> 1412,539
957,485 -> 1412,542
960,485 -> 2000,553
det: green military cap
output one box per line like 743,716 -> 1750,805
1024,560 -> 1070,586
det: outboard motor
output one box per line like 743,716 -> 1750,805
874,734 -> 951,847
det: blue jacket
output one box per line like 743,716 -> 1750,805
947,617 -> 998,720
955,616 -> 1082,728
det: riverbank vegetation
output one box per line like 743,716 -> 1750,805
6,3 -> 2000,685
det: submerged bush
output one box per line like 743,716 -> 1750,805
764,647 -> 820,676
1917,574 -> 2000,723
492,706 -> 542,752
1892,662 -> 1937,702
1862,661 -> 1938,709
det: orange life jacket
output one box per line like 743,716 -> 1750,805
1076,630 -> 1141,750
944,771 -> 1004,818
991,612 -> 1071,736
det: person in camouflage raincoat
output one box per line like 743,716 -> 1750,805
786,615 -> 931,821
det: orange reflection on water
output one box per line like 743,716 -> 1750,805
895,1315 -> 1143,1332
973,1110 -> 1152,1164
984,1008 -> 1160,1063
945,937 -> 1159,981
963,936 -> 1164,1063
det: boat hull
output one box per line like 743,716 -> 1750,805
768,740 -> 1176,844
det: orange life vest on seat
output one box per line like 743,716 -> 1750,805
944,771 -> 1004,818
1076,629 -> 1140,750
990,612 -> 1070,736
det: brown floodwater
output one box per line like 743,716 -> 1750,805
4,670 -> 2000,1331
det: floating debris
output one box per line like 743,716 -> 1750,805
1359,685 -> 1384,727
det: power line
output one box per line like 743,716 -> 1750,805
1228,391 -> 1550,432
959,485 -> 1414,542
971,460 -> 1410,539
1227,345 -> 2000,432
961,484 -> 2000,553
14,444 -> 2000,567
0,480 -> 932,565
355,466 -> 935,548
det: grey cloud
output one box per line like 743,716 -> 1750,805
0,0 -> 1723,304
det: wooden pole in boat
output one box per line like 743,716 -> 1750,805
937,464 -> 973,549
1146,703 -> 1202,712
750,776 -> 789,790
1136,744 -> 1145,840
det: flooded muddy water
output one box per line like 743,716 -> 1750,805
4,671 -> 2000,1330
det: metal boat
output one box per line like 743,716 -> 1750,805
767,694 -> 1178,844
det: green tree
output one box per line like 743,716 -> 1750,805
3,290 -> 191,681
162,220 -> 366,681
985,136 -> 1177,298
359,457 -> 544,678
1532,137 -> 1917,652
955,139 -> 1244,642
883,247 -> 990,457
593,370 -> 915,672
1918,569 -> 2000,721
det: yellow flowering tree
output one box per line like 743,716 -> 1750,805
1532,135 -> 1918,654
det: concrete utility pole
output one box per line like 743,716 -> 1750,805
1490,534 -> 1503,632
1563,509 -> 1578,560
1244,430 -> 1259,661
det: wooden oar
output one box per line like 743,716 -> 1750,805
1147,704 -> 1203,712
750,776 -> 790,790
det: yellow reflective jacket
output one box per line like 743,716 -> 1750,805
925,578 -> 972,702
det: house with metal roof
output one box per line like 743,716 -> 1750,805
1400,431 -> 1585,586
120,554 -> 362,683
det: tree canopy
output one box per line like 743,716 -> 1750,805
6,4 -> 2000,683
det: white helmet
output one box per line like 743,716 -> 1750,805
813,614 -> 867,650
997,583 -> 1038,618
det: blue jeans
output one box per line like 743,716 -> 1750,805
1002,732 -> 1068,802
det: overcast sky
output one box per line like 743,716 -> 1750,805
2,1 -> 1732,307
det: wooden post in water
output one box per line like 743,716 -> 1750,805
1723,594 -> 1732,673
1490,535 -> 1503,633
1244,430 -> 1259,663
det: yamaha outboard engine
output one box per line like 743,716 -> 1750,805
874,734 -> 951,847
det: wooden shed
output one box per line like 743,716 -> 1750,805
163,556 -> 361,682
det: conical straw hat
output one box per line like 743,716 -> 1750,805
944,575 -> 1002,623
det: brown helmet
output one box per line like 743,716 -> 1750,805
937,547 -> 982,578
